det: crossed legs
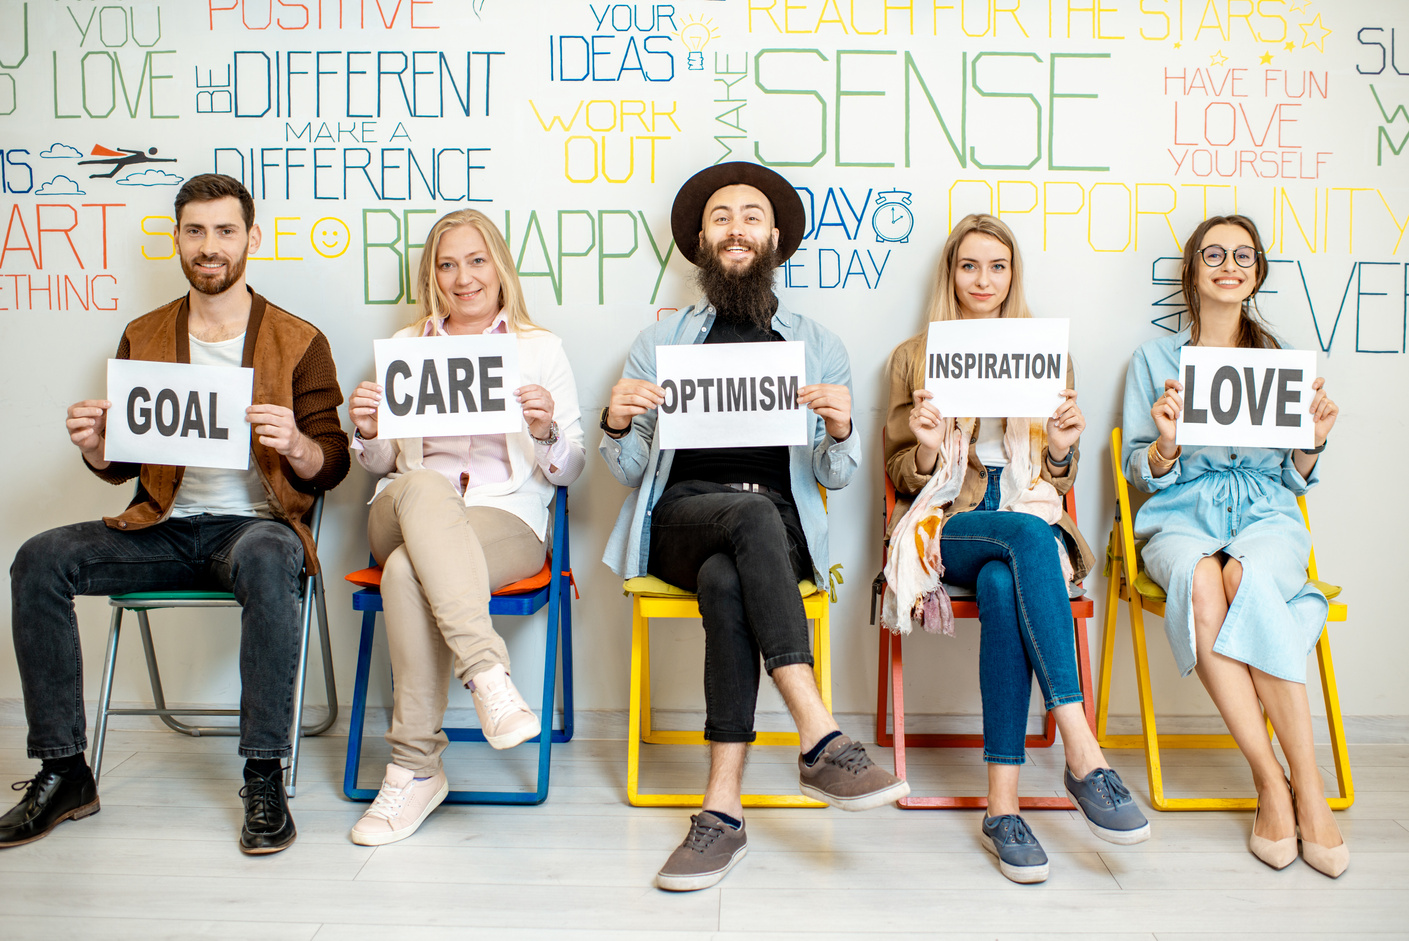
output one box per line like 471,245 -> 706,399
1190,554 -> 1342,849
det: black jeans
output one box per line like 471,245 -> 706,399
647,481 -> 814,743
10,515 -> 305,760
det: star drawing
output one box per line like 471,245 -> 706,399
1210,50 -> 1229,67
1260,51 -> 1274,64
1299,13 -> 1331,52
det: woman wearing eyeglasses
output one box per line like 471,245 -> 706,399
1121,215 -> 1345,877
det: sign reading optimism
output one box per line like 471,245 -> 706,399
655,341 -> 808,450
104,359 -> 254,470
374,335 -> 522,439
924,319 -> 1069,418
1176,346 -> 1317,449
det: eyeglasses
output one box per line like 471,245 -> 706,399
1197,245 -> 1259,268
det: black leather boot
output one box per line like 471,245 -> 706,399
0,766 -> 100,847
238,766 -> 296,855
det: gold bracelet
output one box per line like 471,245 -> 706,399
1147,440 -> 1180,470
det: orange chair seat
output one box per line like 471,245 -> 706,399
345,559 -> 553,595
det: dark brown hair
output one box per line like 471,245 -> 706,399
174,174 -> 255,230
1181,214 -> 1279,349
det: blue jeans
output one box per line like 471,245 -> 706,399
647,481 -> 814,744
940,467 -> 1082,764
10,515 -> 305,760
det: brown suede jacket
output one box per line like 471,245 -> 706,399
90,289 -> 349,575
883,331 -> 1095,582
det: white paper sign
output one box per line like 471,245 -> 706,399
1175,346 -> 1317,449
655,341 -> 808,449
924,318 -> 1069,418
374,334 -> 522,438
104,359 -> 254,470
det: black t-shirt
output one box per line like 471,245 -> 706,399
663,312 -> 794,498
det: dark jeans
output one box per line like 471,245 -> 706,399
647,481 -> 814,744
10,515 -> 305,760
940,468 -> 1082,765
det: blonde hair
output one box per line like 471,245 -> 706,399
910,213 -> 1032,388
409,209 -> 542,334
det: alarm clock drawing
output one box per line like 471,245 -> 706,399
871,190 -> 914,243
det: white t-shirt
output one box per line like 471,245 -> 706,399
974,417 -> 1009,469
168,334 -> 271,519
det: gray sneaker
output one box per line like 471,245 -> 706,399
655,811 -> 748,891
798,734 -> 910,810
981,814 -> 1050,884
1064,766 -> 1151,845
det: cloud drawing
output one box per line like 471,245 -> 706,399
35,175 -> 85,196
116,169 -> 185,186
40,143 -> 84,159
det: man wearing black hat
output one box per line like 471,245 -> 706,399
600,162 -> 908,891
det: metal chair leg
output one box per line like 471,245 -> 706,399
90,607 -> 125,790
285,572 -> 318,797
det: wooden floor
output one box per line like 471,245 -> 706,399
0,726 -> 1406,939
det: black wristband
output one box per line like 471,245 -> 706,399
1298,441 -> 1327,455
1046,447 -> 1073,467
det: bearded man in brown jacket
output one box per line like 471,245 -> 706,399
3,174 -> 349,855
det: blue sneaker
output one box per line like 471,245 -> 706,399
981,814 -> 1049,884
1064,767 -> 1151,845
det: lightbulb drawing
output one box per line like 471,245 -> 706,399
676,16 -> 720,71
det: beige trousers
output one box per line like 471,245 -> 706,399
368,469 -> 546,773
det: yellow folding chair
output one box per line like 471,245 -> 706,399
624,576 -> 833,808
1096,427 -> 1353,811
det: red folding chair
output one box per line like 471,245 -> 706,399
872,439 -> 1096,810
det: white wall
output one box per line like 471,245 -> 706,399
1,0 -> 1405,734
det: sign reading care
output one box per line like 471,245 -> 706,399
104,359 -> 254,470
374,335 -> 523,439
924,319 -> 1069,418
655,341 -> 808,450
1176,346 -> 1317,449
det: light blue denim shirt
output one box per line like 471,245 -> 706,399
599,299 -> 860,581
1120,327 -> 1326,681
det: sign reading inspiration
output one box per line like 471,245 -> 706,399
1176,346 -> 1317,449
105,359 -> 254,470
374,335 -> 523,438
924,319 -> 1069,418
655,341 -> 808,449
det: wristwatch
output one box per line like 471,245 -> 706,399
531,420 -> 560,446
600,406 -> 630,438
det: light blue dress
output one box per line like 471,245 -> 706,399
1121,329 -> 1328,683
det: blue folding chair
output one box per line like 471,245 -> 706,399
342,486 -> 574,805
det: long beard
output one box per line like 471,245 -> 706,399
695,238 -> 781,330
181,250 -> 248,296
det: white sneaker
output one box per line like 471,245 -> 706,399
467,664 -> 541,749
349,763 -> 448,846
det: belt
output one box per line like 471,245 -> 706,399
725,482 -> 782,496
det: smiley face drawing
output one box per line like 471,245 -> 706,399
310,217 -> 352,258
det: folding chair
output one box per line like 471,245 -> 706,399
1096,426 -> 1353,811
872,452 -> 1096,810
89,494 -> 337,798
625,575 -> 833,807
342,485 -> 574,806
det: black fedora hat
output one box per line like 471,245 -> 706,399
670,161 -> 806,266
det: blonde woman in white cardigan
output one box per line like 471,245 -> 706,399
345,210 -> 585,845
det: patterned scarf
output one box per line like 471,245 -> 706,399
881,417 -> 1072,636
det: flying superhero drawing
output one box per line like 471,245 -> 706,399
78,145 -> 177,179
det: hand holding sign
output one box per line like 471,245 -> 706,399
1307,377 -> 1339,446
247,404 -> 324,479
797,382 -> 851,440
67,399 -> 112,468
349,380 -> 383,439
516,383 -> 556,440
606,377 -> 666,433
1046,389 -> 1085,459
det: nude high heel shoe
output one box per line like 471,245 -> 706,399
1248,803 -> 1298,870
1296,799 -> 1349,879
